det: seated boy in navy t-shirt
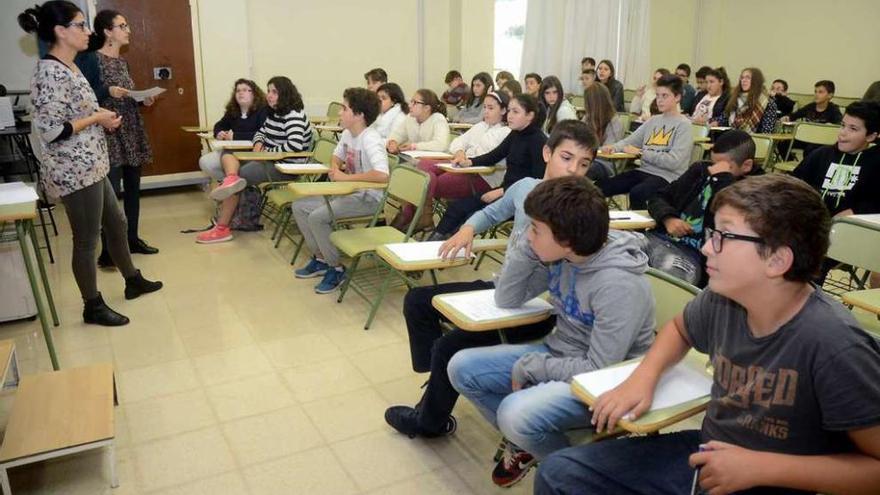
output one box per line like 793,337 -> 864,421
535,174 -> 880,495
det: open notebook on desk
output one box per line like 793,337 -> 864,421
573,355 -> 712,413
609,210 -> 653,223
384,241 -> 472,262
438,289 -> 553,323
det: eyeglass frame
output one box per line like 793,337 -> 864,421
703,227 -> 764,253
112,23 -> 131,32
65,21 -> 90,32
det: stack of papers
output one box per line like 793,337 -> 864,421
573,359 -> 712,412
384,241 -> 472,262
438,289 -> 553,322
0,182 -> 39,206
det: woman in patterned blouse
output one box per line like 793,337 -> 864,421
19,1 -> 162,326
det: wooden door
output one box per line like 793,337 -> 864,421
96,0 -> 201,176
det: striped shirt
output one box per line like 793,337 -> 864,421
253,109 -> 313,155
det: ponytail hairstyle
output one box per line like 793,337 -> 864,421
87,9 -> 121,51
415,88 -> 446,117
267,76 -> 304,116
539,75 -> 566,133
706,66 -> 730,95
377,82 -> 409,114
464,72 -> 494,107
512,93 -> 545,129
18,0 -> 82,44
224,78 -> 267,119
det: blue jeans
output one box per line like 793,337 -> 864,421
447,344 -> 591,459
534,430 -> 810,495
534,430 -> 702,495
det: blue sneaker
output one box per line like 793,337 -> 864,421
315,267 -> 345,294
295,257 -> 329,279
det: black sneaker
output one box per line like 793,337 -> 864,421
491,439 -> 537,487
384,405 -> 457,439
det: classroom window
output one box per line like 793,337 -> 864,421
493,0 -> 527,79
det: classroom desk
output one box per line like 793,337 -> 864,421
376,238 -> 509,273
314,124 -> 343,134
0,363 -> 117,494
0,198 -> 60,370
610,210 -> 656,230
309,116 -> 333,124
448,123 -> 474,131
437,164 -> 496,175
843,289 -> 880,316
570,350 -> 712,434
180,125 -> 212,133
273,163 -> 330,175
287,181 -> 386,197
208,140 -> 253,152
432,289 -> 553,333
231,151 -> 313,161
693,136 -> 711,143
597,151 -> 637,175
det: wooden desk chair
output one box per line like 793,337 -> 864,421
330,166 -> 431,329
773,122 -> 840,173
326,101 -> 343,123
265,138 -> 335,249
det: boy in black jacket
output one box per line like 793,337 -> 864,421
645,130 -> 762,286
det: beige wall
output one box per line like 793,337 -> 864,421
192,0 -> 494,126
649,0 -> 880,97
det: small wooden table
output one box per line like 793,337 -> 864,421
570,350 -> 712,434
432,289 -> 553,333
0,197 -> 60,370
0,363 -> 117,494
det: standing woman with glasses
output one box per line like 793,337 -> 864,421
91,9 -> 159,265
18,1 -> 162,326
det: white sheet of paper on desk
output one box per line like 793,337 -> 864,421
573,360 -> 712,412
400,150 -> 452,159
441,289 -> 553,322
276,163 -> 329,172
0,182 -> 38,205
129,87 -> 166,102
210,140 -> 253,149
385,241 -> 472,262
609,210 -> 652,223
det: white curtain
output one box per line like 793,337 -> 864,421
519,0 -> 651,93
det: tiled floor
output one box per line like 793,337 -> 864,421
0,187 -> 555,494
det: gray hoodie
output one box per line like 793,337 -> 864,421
496,229 -> 656,386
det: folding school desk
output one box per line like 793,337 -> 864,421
208,140 -> 253,152
750,132 -> 793,171
432,288 -> 553,333
609,210 -> 656,230
231,151 -> 313,162
436,163 -> 497,195
287,181 -> 387,228
0,193 -> 60,370
375,238 -> 509,286
596,150 -> 637,175
570,349 -> 712,434
180,125 -> 212,133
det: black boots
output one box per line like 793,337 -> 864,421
83,293 -> 129,326
124,270 -> 163,300
130,238 -> 159,255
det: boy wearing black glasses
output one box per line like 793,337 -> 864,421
535,174 -> 880,495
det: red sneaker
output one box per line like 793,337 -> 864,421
196,224 -> 233,244
209,175 -> 247,201
491,439 -> 537,487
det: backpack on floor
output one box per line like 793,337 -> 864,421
215,185 -> 263,231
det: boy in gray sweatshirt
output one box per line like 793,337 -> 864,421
448,177 -> 656,488
598,73 -> 694,209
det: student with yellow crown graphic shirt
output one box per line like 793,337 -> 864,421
598,74 -> 693,208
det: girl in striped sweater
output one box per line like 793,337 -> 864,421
198,76 -> 313,244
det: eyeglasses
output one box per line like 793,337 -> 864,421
66,21 -> 89,32
112,23 -> 130,32
410,100 -> 426,106
704,227 -> 764,253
